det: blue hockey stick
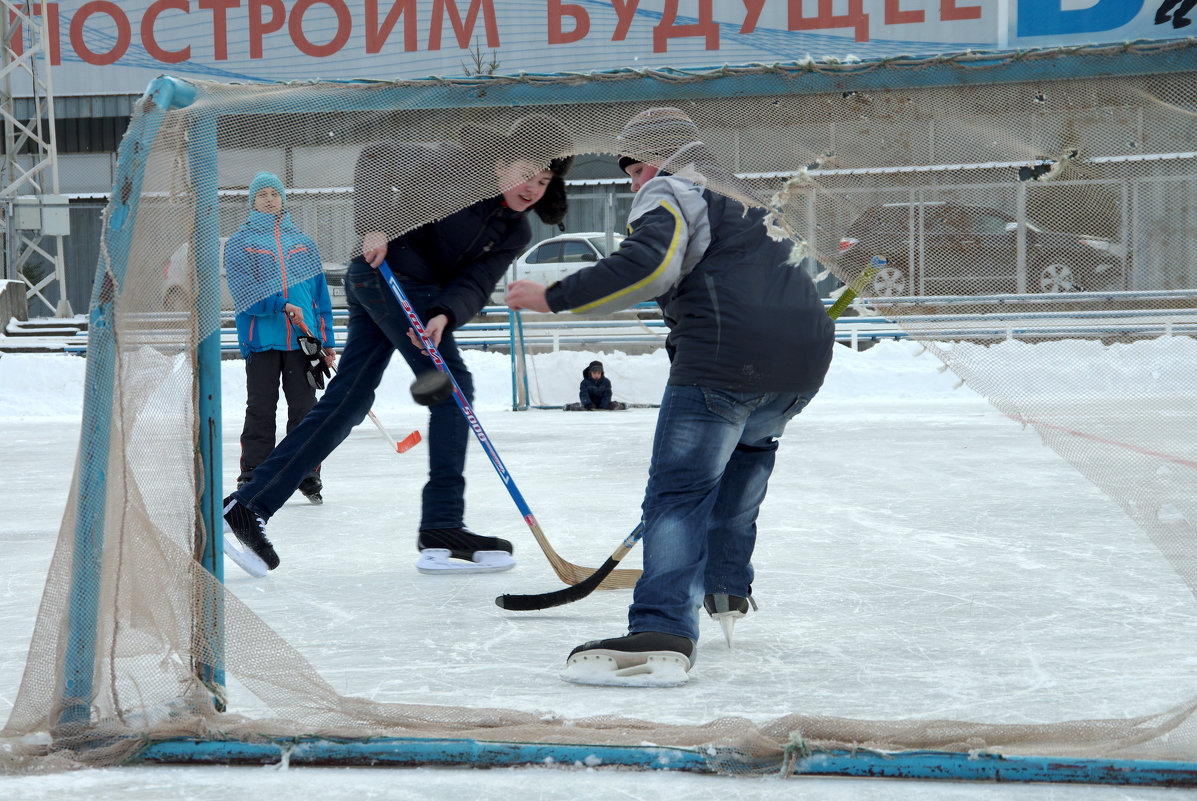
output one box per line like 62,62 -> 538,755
378,260 -> 640,589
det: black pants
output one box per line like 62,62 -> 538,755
1157,0 -> 1197,25
239,348 -> 321,485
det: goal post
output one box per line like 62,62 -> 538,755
188,87 -> 228,702
58,75 -> 226,729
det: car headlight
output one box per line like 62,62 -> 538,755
1079,237 -> 1111,251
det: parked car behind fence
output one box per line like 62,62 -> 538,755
491,231 -> 626,303
836,203 -> 1125,297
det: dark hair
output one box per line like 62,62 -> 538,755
534,156 -> 573,225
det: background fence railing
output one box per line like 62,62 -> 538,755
15,293 -> 1197,359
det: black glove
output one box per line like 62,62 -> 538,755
298,335 -> 331,390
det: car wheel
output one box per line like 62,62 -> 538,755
869,260 -> 907,297
1037,258 -> 1080,293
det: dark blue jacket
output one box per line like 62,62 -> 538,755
353,141 -> 531,331
545,174 -> 833,394
579,371 -> 613,409
226,210 -> 334,359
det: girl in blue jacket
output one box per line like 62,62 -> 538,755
226,172 -> 335,503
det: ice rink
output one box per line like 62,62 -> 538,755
3,340 -> 1195,800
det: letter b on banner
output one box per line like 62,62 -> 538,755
1018,0 -> 1142,37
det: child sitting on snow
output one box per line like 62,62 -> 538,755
564,360 -> 626,411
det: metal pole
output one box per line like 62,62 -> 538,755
190,104 -> 227,703
37,0 -> 69,316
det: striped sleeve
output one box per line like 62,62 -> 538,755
545,179 -> 699,315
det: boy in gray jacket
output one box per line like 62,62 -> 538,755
507,108 -> 834,686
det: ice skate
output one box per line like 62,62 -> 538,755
222,494 -> 279,577
704,593 -> 757,647
298,476 -> 323,505
562,632 -> 694,687
416,528 -> 515,574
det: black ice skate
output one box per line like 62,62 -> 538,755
562,631 -> 695,687
222,495 -> 279,577
703,593 -> 758,648
298,476 -> 323,505
416,528 -> 515,574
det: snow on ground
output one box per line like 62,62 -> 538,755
2,340 -> 1194,800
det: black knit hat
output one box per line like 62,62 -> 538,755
461,114 -> 572,169
461,115 -> 573,225
587,360 -> 604,375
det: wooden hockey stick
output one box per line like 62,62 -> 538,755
496,524 -> 643,610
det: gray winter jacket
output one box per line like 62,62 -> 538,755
545,172 -> 833,394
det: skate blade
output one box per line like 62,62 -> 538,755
222,532 -> 269,578
561,650 -> 691,687
416,548 -> 515,575
710,611 -> 745,648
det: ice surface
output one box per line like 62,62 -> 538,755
2,340 -> 1194,800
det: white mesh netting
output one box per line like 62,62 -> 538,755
4,41 -> 1197,777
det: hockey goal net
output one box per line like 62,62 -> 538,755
4,39 -> 1197,781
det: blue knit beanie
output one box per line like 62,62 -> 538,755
248,172 -> 285,207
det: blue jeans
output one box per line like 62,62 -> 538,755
628,384 -> 816,642
233,260 -> 473,530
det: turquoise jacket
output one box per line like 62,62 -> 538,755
226,210 -> 335,359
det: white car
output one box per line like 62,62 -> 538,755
492,231 -> 625,303
163,237 -> 348,312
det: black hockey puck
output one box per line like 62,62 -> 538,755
411,370 -> 453,406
